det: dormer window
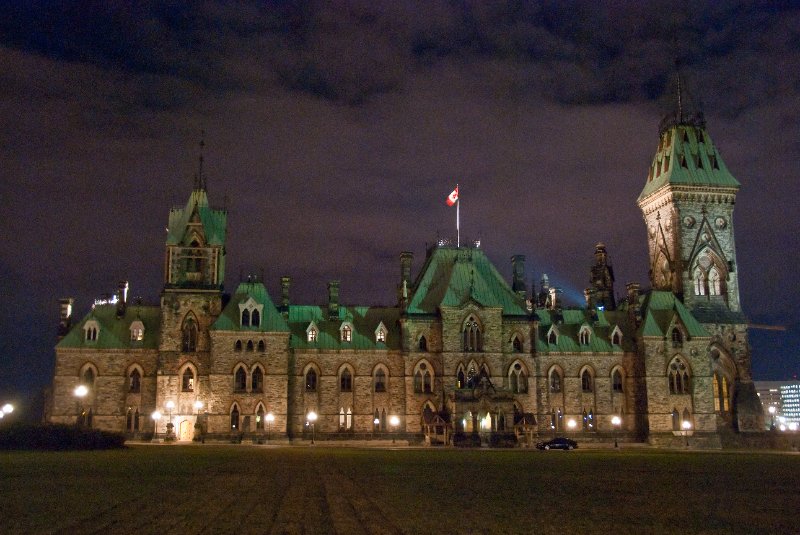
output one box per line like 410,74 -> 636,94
340,323 -> 353,343
611,326 -> 623,346
84,320 -> 100,342
239,298 -> 264,328
375,322 -> 387,344
579,325 -> 591,346
307,322 -> 318,343
547,326 -> 558,345
129,320 -> 144,342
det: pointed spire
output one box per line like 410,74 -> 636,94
658,59 -> 705,134
194,130 -> 206,192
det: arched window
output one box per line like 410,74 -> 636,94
579,327 -> 591,345
256,405 -> 265,430
672,408 -> 681,430
512,335 -> 522,353
547,329 -> 557,345
251,309 -> 261,327
234,340 -> 242,351
374,368 -> 386,393
129,369 -> 141,393
671,328 -> 683,347
462,316 -> 482,352
340,368 -> 352,392
708,268 -> 721,296
234,366 -> 247,392
713,373 -> 730,413
414,362 -> 432,394
307,327 -> 318,342
241,309 -> 251,327
181,367 -> 195,392
257,340 -> 266,352
252,367 -> 264,393
509,362 -> 527,393
83,367 -> 96,387
341,325 -> 352,343
549,369 -> 562,393
181,316 -> 198,353
611,328 -> 622,346
246,340 -> 254,352
456,367 -> 466,389
126,408 -> 140,431
612,369 -> 623,393
669,357 -> 691,394
418,336 -> 427,351
305,368 -> 317,392
694,268 -> 706,296
466,364 -> 478,389
581,369 -> 593,393
230,404 -> 240,430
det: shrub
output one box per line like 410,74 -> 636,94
0,423 -> 126,451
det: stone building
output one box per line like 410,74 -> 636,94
49,112 -> 764,447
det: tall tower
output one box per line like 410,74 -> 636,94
589,242 -> 615,310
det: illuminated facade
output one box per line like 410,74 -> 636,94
48,113 -> 765,447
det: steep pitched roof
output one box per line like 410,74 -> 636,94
57,304 -> 161,349
406,246 -> 528,316
212,281 -> 289,332
166,189 -> 227,246
638,290 -> 708,338
535,308 -> 629,353
288,305 -> 400,350
639,125 -> 740,202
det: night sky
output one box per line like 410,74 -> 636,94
2,1 -> 798,418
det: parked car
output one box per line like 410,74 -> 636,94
536,437 -> 578,450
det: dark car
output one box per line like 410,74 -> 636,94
536,437 -> 578,450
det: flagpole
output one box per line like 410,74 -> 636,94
456,183 -> 460,247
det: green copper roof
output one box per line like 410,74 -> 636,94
535,308 -> 628,353
406,247 -> 528,316
639,291 -> 708,338
288,305 -> 400,350
639,125 -> 740,201
212,281 -> 289,332
166,189 -> 227,246
57,305 -> 161,349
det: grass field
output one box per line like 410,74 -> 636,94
2,445 -> 798,534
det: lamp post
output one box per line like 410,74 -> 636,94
611,415 -> 621,448
266,412 -> 275,442
151,411 -> 162,441
374,417 -> 380,436
681,420 -> 692,447
768,405 -> 776,431
165,400 -> 175,440
390,415 -> 399,444
307,411 -> 317,444
0,403 -> 13,424
567,419 -> 576,432
74,385 -> 88,426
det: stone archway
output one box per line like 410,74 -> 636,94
178,420 -> 193,441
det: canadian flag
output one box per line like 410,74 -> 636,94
446,186 -> 459,206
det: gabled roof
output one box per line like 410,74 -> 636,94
288,305 -> 400,350
639,291 -> 708,338
534,308 -> 629,353
212,281 -> 289,332
639,124 -> 740,202
406,246 -> 528,316
166,189 -> 227,246
57,305 -> 161,349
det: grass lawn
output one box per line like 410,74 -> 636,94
1,445 -> 798,534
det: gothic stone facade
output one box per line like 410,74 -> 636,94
49,116 -> 764,447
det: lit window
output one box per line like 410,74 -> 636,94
341,325 -> 352,343
308,328 -> 317,342
182,368 -> 195,392
376,329 -> 386,343
130,320 -> 144,342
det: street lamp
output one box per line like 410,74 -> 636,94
611,415 -> 621,448
1,403 -> 13,415
307,411 -> 317,444
74,385 -> 88,426
266,412 -> 275,442
681,420 -> 692,447
374,417 -> 380,435
390,415 -> 399,444
194,400 -> 203,413
151,411 -> 162,440
567,419 -> 576,431
768,405 -> 776,431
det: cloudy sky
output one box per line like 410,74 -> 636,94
1,1 -> 798,415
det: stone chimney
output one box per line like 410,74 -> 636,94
511,254 -> 527,299
538,274 -> 550,307
280,276 -> 291,314
116,281 -> 129,317
626,282 -> 642,326
58,298 -> 74,339
327,280 -> 340,321
400,252 -> 413,283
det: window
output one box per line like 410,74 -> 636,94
612,369 -> 623,393
713,373 -> 729,413
466,365 -> 477,389
375,322 -> 387,344
251,309 -> 260,327
374,368 -> 386,392
308,328 -> 317,342
341,324 -> 352,343
241,309 -> 251,327
581,369 -> 593,393
462,317 -> 482,352
83,367 -> 95,387
672,409 -> 681,431
419,336 -> 427,351
246,340 -> 254,352
234,340 -> 242,351
671,328 -> 683,347
252,367 -> 264,393
126,408 -> 140,431
182,367 -> 195,392
456,367 -> 465,389
611,327 -> 622,346
669,357 -> 691,394
257,340 -> 266,352
340,368 -> 352,392
509,362 -> 527,393
549,370 -> 562,393
414,362 -> 432,394
339,407 -> 353,431
547,328 -> 557,345
181,316 -> 198,352
129,369 -> 141,393
130,320 -> 144,342
84,320 -> 99,342
579,327 -> 591,345
708,268 -> 721,296
230,404 -> 240,430
234,367 -> 247,392
694,268 -> 706,296
512,335 -> 522,353
256,405 -> 265,430
305,368 -> 317,392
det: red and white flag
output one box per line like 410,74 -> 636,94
446,186 -> 459,206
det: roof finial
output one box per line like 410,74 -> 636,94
196,129 -> 206,192
676,59 -> 684,124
